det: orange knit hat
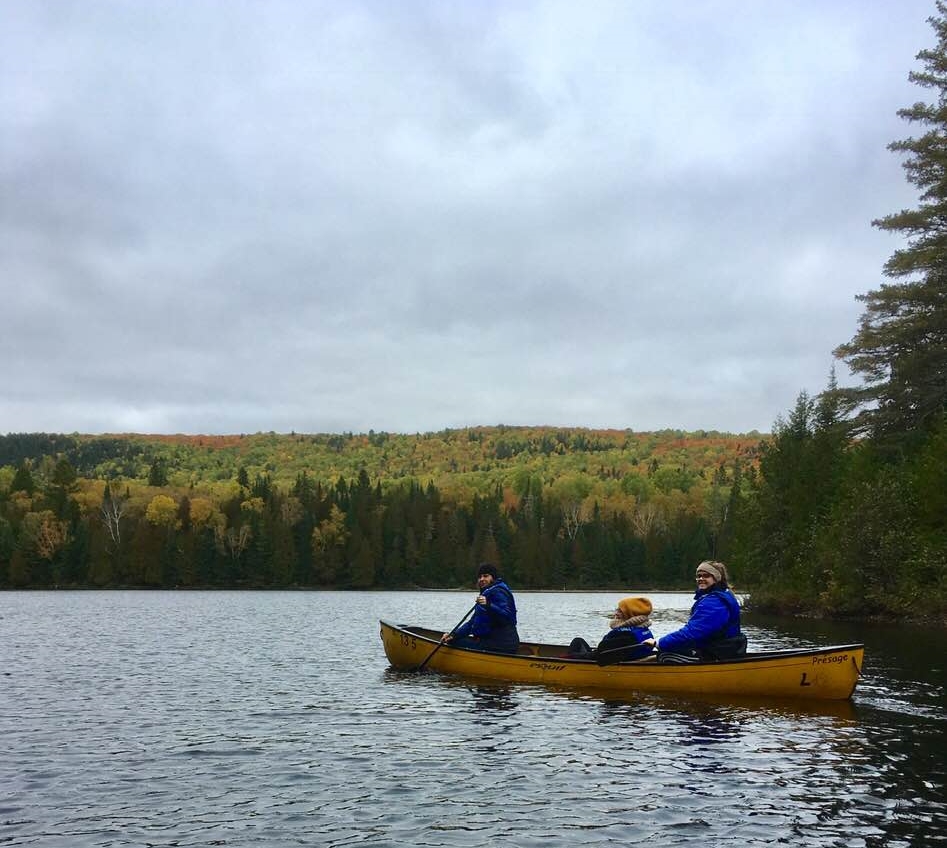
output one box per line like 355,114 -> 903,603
617,596 -> 652,618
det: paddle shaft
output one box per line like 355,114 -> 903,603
416,603 -> 478,671
594,644 -> 657,666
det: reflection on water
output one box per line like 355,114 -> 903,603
748,610 -> 947,722
662,704 -> 744,748
466,684 -> 520,714
1,590 -> 944,847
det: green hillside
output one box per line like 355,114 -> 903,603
0,426 -> 762,496
0,427 -> 763,592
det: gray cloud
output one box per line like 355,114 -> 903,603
0,0 -> 935,435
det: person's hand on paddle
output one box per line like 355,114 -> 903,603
442,596 -> 485,640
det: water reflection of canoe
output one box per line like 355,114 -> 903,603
379,621 -> 864,701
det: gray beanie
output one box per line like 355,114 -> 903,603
696,560 -> 727,583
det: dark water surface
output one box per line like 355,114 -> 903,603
2,591 -> 944,847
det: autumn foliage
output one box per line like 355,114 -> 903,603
0,427 -> 760,590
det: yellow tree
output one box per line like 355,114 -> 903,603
188,497 -> 222,530
311,504 -> 348,584
144,494 -> 180,585
145,495 -> 181,530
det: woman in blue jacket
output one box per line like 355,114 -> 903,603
646,561 -> 745,661
445,563 -> 519,654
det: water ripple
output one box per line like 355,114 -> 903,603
1,590 -> 944,847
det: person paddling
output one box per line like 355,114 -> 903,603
442,563 -> 520,654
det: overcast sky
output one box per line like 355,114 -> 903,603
1,1 -> 936,436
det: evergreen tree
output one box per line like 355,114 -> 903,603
743,392 -> 826,598
147,458 -> 169,486
47,458 -> 78,519
0,517 -> 15,586
11,463 -> 35,495
250,473 -> 272,502
834,3 -> 947,441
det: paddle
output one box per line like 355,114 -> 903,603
594,643 -> 657,666
416,603 -> 478,672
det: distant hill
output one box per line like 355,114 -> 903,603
0,426 -> 768,592
0,426 -> 766,497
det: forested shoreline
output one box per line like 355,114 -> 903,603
0,416 -> 943,623
0,427 -> 759,594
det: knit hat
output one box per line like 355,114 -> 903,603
617,596 -> 652,618
477,563 -> 499,579
696,560 -> 726,583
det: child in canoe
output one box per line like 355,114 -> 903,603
568,596 -> 655,664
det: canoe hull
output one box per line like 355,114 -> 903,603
379,621 -> 863,701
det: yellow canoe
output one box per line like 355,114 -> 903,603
379,620 -> 864,701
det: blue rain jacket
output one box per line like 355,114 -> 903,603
453,579 -> 519,652
657,587 -> 741,655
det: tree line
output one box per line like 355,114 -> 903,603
0,426 -> 757,593
0,460 -> 736,592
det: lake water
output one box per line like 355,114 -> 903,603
1,590 -> 944,847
